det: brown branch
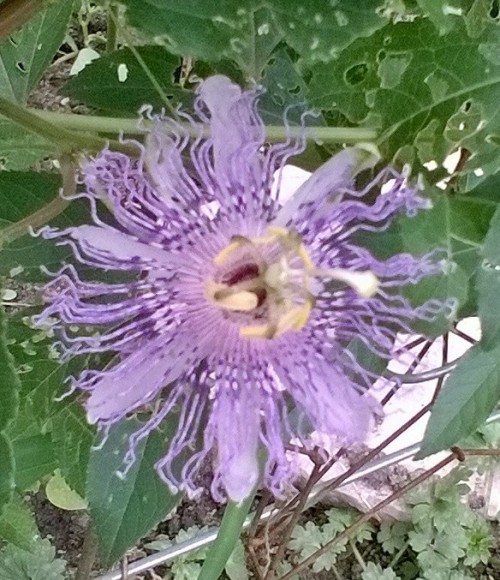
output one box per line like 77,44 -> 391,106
0,0 -> 45,39
75,522 -> 98,580
0,196 -> 69,248
0,153 -> 77,249
264,463 -> 322,579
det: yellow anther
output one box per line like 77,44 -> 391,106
213,240 -> 245,266
292,301 -> 312,330
216,291 -> 259,312
297,244 -> 314,270
266,226 -> 289,238
275,303 -> 311,336
252,226 -> 290,245
240,323 -> 274,339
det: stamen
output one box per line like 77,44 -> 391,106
240,323 -> 275,339
252,226 -> 289,245
216,291 -> 259,311
298,244 -> 314,270
213,236 -> 250,266
275,302 -> 312,336
317,268 -> 379,298
211,227 -> 317,340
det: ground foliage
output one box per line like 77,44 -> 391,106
0,0 -> 499,577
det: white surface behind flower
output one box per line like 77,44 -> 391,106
272,166 -> 498,521
294,317 -> 500,521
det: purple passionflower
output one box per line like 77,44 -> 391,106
37,76 -> 452,502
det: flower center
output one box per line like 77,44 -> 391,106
207,227 -> 314,340
207,227 -> 380,340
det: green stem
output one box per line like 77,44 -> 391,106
348,538 -> 366,571
0,97 -> 138,155
197,494 -> 255,580
29,109 -> 378,142
389,540 -> 410,568
106,2 -> 118,53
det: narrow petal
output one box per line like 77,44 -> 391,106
86,344 -> 189,423
273,352 -> 373,442
274,144 -> 380,228
198,75 -> 262,172
197,75 -> 266,215
211,383 -> 261,503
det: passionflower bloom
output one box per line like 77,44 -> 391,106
36,75 -> 452,502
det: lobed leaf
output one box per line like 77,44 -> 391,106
0,493 -> 38,550
117,0 -> 388,72
308,18 -> 500,175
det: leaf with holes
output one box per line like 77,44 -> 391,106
400,190 -> 497,322
118,0 -> 388,70
87,416 -> 181,567
0,0 -> 73,102
118,0 -> 257,63
308,18 -> 500,176
418,343 -> 500,457
269,0 -> 388,65
62,46 -> 192,114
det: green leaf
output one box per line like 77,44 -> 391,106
87,416 -> 181,567
0,120 -> 53,170
62,46 -> 191,114
238,7 -> 283,78
477,266 -> 500,349
10,433 -> 57,489
0,435 -> 14,513
418,343 -> 500,457
45,471 -> 87,511
0,306 -> 20,509
51,400 -> 94,498
118,0 -> 257,63
401,190 -> 497,322
0,171 -> 61,228
0,307 -> 19,433
0,493 -> 38,550
0,0 -> 73,102
477,203 -> 500,349
270,0 -> 388,65
308,18 -> 500,175
198,494 -> 255,580
0,536 -> 66,580
0,171 -> 90,280
481,200 -> 500,265
119,1 -> 388,69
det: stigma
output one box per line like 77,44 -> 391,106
207,227 -> 379,340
